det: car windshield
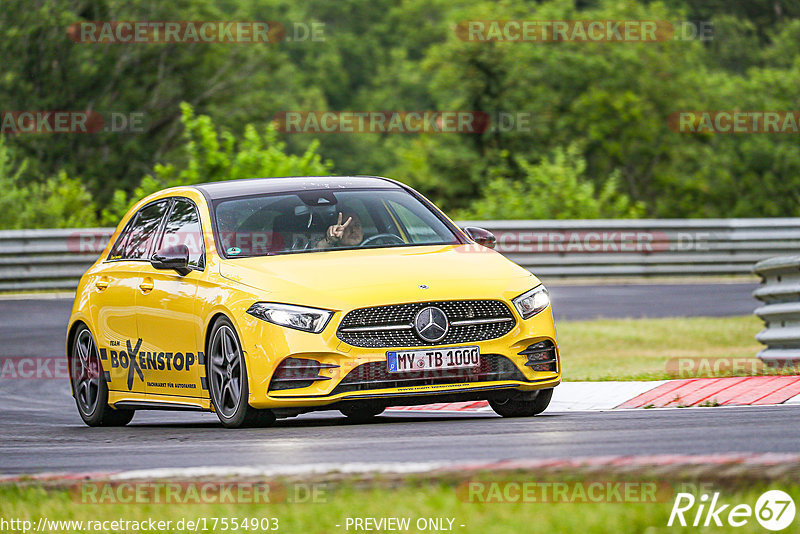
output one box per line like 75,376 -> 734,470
213,189 -> 459,257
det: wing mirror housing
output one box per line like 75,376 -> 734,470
151,244 -> 191,276
463,227 -> 497,249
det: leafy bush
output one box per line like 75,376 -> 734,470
0,138 -> 97,229
455,145 -> 644,220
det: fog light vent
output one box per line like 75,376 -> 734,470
519,340 -> 557,372
269,358 -> 339,391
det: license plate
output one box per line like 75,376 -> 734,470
386,346 -> 480,373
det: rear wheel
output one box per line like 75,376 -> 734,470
489,388 -> 553,418
207,317 -> 275,428
340,403 -> 385,423
70,325 -> 134,427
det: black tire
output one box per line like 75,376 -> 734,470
489,388 -> 553,418
340,403 -> 385,423
70,325 -> 135,427
207,317 -> 276,428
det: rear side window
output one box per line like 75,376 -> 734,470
108,201 -> 168,260
158,199 -> 204,268
108,217 -> 136,260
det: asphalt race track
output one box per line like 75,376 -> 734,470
2,281 -> 782,476
1,378 -> 799,474
548,281 -> 759,320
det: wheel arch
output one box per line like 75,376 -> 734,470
204,312 -> 233,355
65,319 -> 90,397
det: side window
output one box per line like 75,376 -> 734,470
158,199 -> 205,268
120,201 -> 168,260
387,200 -> 439,243
346,201 -> 377,236
108,217 -> 137,260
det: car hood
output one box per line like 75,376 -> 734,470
219,244 -> 537,309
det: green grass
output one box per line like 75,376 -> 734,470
557,315 -> 773,381
1,477 -> 797,534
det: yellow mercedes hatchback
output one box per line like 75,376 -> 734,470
67,176 -> 560,427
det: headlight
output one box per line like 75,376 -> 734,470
246,302 -> 333,333
512,285 -> 550,319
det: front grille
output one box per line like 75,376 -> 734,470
330,354 -> 528,394
337,300 -> 516,348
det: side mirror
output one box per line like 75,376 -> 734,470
151,244 -> 191,276
463,227 -> 497,249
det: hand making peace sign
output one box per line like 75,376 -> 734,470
326,212 -> 352,244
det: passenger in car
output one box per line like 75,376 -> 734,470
317,211 -> 364,248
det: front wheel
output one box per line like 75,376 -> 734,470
207,317 -> 275,428
489,388 -> 553,418
70,325 -> 134,427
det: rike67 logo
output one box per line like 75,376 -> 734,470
668,490 -> 796,531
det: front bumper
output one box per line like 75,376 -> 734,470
239,304 -> 560,410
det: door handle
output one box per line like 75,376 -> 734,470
95,277 -> 109,291
139,278 -> 154,293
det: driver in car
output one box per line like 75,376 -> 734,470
317,211 -> 364,248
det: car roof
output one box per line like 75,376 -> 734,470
192,176 -> 402,200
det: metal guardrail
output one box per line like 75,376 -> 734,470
753,256 -> 800,364
0,228 -> 112,291
463,218 -> 800,277
1,218 -> 800,291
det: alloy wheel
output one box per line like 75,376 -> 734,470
209,325 -> 243,418
72,329 -> 101,416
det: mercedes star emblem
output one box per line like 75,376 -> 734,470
414,306 -> 449,343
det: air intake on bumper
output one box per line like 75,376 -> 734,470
269,358 -> 340,391
519,340 -> 558,372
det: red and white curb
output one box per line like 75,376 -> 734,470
2,453 -> 799,484
387,376 -> 800,414
618,376 -> 800,409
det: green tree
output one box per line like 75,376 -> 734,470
4,0 -> 800,224
101,103 -> 333,224
0,0 -> 309,202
